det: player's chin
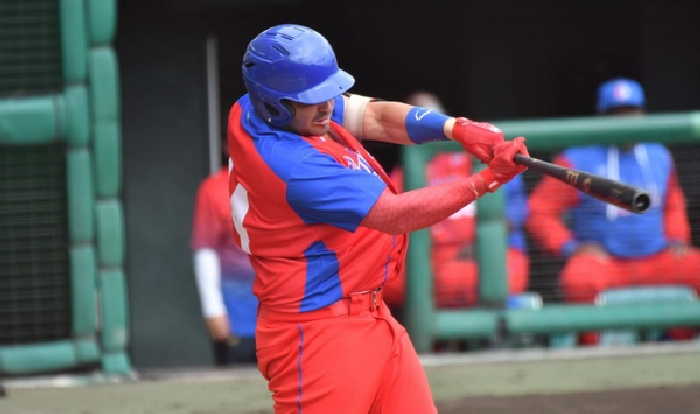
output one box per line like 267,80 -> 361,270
308,123 -> 330,136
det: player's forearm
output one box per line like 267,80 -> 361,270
194,249 -> 226,317
362,101 -> 454,145
362,137 -> 530,234
361,172 -> 491,234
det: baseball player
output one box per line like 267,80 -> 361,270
228,24 -> 529,413
527,78 -> 700,342
192,167 -> 258,365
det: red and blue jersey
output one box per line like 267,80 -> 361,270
227,94 -> 406,313
528,144 -> 690,258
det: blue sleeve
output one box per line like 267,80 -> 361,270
331,94 -> 345,125
286,150 -> 387,232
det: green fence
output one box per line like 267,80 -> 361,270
0,0 -> 130,376
404,112 -> 700,352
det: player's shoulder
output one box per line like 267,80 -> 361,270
252,132 -> 335,182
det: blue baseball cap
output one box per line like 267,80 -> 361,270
596,78 -> 645,113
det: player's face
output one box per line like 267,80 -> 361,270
287,99 -> 334,136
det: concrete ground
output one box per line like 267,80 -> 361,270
2,342 -> 699,414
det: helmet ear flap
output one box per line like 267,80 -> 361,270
261,101 -> 294,127
264,103 -> 280,117
281,101 -> 295,120
245,77 -> 294,127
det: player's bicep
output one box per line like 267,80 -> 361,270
286,152 -> 386,232
361,100 -> 413,144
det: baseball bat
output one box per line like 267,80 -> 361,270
513,154 -> 650,214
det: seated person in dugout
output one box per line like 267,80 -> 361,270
526,78 -> 700,342
383,92 -> 529,309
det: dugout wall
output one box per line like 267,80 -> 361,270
0,0 -> 130,376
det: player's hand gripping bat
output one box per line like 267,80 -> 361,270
513,154 -> 650,213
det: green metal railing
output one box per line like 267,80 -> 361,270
0,0 -> 130,376
404,111 -> 700,352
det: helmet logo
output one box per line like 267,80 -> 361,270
613,84 -> 632,101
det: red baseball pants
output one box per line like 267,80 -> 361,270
256,291 -> 437,414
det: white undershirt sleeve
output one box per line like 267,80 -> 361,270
343,94 -> 371,138
194,248 -> 226,318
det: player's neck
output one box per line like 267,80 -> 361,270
326,129 -> 350,148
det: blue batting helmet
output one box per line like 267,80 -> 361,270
241,24 -> 355,127
596,78 -> 645,113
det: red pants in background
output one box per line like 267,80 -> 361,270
561,247 -> 700,303
256,292 -> 436,414
561,247 -> 700,344
383,248 -> 529,308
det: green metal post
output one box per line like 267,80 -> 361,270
498,112 -> 700,149
85,0 -> 132,376
475,173 -> 508,307
434,310 -> 499,339
507,302 -> 700,333
0,341 -> 90,374
0,97 -> 63,144
62,0 -> 104,375
403,145 -> 434,353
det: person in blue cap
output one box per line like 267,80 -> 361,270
528,78 -> 700,344
225,24 -> 529,413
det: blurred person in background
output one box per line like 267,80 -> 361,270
191,153 -> 258,365
527,78 -> 700,343
384,91 -> 529,311
228,24 -> 529,413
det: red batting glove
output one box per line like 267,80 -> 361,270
451,117 -> 505,163
477,137 -> 529,192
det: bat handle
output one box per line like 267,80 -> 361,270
513,153 -> 534,166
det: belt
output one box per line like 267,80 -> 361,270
258,287 -> 384,322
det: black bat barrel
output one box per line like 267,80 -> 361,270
514,154 -> 651,214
